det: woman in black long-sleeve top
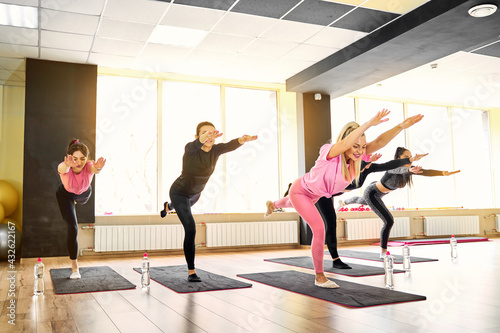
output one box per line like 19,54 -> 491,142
161,121 -> 257,282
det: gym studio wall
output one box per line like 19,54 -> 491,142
22,59 -> 97,258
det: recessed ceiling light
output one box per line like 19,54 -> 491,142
0,3 -> 38,28
148,25 -> 208,48
468,4 -> 497,17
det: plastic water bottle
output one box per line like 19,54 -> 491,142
384,251 -> 394,290
141,253 -> 150,289
450,235 -> 458,260
34,258 -> 45,296
402,242 -> 411,272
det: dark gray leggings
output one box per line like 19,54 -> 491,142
344,182 -> 394,249
56,184 -> 92,260
169,188 -> 201,270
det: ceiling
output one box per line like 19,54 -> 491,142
1,0 -> 499,108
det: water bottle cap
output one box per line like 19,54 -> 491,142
386,251 -> 390,255
38,258 -> 42,262
404,242 -> 408,245
143,253 -> 148,257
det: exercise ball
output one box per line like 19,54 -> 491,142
0,203 -> 4,223
0,180 -> 18,217
0,220 -> 22,261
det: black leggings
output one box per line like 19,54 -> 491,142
169,188 -> 201,270
344,182 -> 393,249
315,196 -> 340,259
56,184 -> 92,260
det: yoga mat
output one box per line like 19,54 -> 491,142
133,265 -> 252,293
237,270 -> 426,308
371,236 -> 489,247
50,266 -> 136,294
265,256 -> 405,276
327,250 -> 438,264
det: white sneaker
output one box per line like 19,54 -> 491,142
335,199 -> 345,213
379,252 -> 388,259
315,279 -> 339,288
70,271 -> 81,279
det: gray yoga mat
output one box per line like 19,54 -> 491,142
50,266 -> 136,294
329,249 -> 438,263
265,256 -> 404,276
133,265 -> 252,293
237,270 -> 426,308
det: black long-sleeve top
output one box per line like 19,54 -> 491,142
171,138 -> 242,196
380,166 -> 444,190
344,158 -> 411,191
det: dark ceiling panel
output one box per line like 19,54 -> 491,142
331,7 -> 400,33
173,0 -> 236,11
473,40 -> 500,58
283,0 -> 354,26
286,0 -> 500,97
232,0 -> 302,18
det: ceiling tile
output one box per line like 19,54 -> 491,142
212,12 -> 277,37
242,38 -> 298,58
282,44 -> 338,62
173,0 -> 236,11
196,33 -> 253,53
360,0 -> 430,14
284,0 -> 354,26
139,43 -> 191,62
40,30 -> 94,51
182,49 -> 236,67
304,26 -> 367,49
103,0 -> 170,24
232,0 -> 302,19
270,57 -> 315,73
98,18 -> 155,42
0,26 -> 38,46
88,52 -> 136,68
41,0 -> 106,15
473,40 -> 500,59
92,38 -> 145,57
260,20 -> 324,43
0,0 -> 38,6
40,48 -> 89,63
0,57 -> 25,71
41,9 -> 100,35
331,7 -> 399,33
160,4 -> 225,30
0,43 -> 38,58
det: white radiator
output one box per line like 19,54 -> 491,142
206,221 -> 298,247
345,217 -> 410,240
496,215 -> 500,231
423,216 -> 479,236
94,225 -> 184,252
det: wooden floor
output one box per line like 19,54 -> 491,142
1,239 -> 499,333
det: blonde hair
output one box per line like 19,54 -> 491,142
335,121 -> 364,184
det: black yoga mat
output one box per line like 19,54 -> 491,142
329,249 -> 439,264
237,270 -> 426,308
50,266 -> 136,294
133,265 -> 252,293
265,256 -> 404,276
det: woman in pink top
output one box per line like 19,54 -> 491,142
56,139 -> 106,279
272,110 -> 424,288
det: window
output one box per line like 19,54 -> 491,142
95,76 -> 158,215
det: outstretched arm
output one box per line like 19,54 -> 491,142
366,114 -> 424,155
418,169 -> 461,177
58,154 -> 76,174
328,109 -> 390,159
238,135 -> 258,144
90,157 -> 106,174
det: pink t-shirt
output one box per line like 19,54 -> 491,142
300,143 -> 363,197
59,161 -> 94,195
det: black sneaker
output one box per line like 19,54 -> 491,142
333,258 -> 352,269
160,202 -> 169,218
188,274 -> 202,282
